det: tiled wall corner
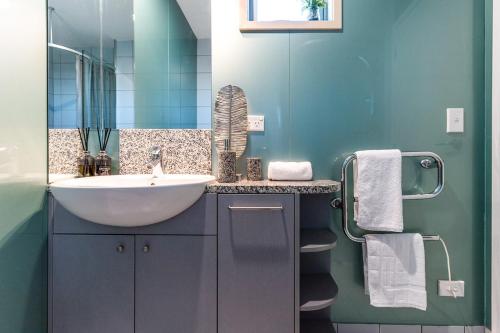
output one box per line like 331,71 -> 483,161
119,129 -> 212,175
335,324 -> 486,333
380,325 -> 420,333
422,327 -> 465,333
48,129 -> 82,174
337,324 -> 379,333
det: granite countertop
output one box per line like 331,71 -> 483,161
206,179 -> 341,194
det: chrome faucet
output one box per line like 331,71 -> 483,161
148,145 -> 165,178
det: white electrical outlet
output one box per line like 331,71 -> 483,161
248,115 -> 265,132
438,280 -> 465,297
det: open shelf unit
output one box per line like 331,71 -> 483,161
300,229 -> 337,253
299,194 -> 338,333
300,274 -> 339,311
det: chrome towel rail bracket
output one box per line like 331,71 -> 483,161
331,151 -> 445,243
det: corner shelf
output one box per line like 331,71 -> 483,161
300,274 -> 338,312
300,319 -> 336,333
300,229 -> 337,253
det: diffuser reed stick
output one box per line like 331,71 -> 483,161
78,127 -> 90,151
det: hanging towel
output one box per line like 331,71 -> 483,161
268,161 -> 313,181
363,233 -> 427,311
354,149 -> 403,232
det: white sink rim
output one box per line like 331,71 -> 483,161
50,174 -> 215,227
50,174 -> 215,189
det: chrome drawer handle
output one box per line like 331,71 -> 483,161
228,205 -> 283,211
116,244 -> 125,253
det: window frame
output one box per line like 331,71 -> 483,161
240,0 -> 342,32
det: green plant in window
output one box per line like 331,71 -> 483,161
302,0 -> 327,20
302,0 -> 327,10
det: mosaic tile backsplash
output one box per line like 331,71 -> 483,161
49,129 -> 212,175
49,129 -> 83,175
119,129 -> 212,175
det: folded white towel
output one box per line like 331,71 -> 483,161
363,234 -> 427,311
268,162 -> 313,181
354,149 -> 403,232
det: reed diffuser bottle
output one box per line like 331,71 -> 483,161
95,128 -> 112,176
78,151 -> 95,177
217,139 -> 236,183
95,151 -> 112,176
77,128 -> 95,177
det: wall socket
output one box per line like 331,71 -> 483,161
438,280 -> 465,297
248,115 -> 265,132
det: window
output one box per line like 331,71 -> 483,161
240,0 -> 342,31
251,0 -> 330,22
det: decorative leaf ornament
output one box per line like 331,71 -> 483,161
214,85 -> 248,158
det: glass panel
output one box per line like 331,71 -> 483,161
49,0 -> 211,130
288,0 -> 485,324
132,0 -> 211,129
214,0 -> 485,324
0,0 -> 48,332
48,0 -> 102,129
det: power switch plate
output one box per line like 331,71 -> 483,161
438,280 -> 465,297
446,108 -> 464,133
248,115 -> 265,132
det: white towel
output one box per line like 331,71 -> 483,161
267,161 -> 313,181
354,150 -> 403,232
363,234 -> 427,311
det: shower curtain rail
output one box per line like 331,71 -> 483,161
48,43 -> 115,70
331,151 -> 444,243
48,42 -> 92,61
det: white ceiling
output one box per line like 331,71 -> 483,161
177,0 -> 211,39
49,0 -> 210,48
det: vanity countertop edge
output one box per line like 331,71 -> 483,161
206,179 -> 340,194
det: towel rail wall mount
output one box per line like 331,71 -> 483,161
331,152 -> 445,243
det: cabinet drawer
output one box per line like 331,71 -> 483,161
218,194 -> 295,333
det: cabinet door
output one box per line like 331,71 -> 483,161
218,194 -> 295,333
52,235 -> 134,333
135,235 -> 217,333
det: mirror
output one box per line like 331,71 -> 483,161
240,0 -> 342,31
48,0 -> 212,130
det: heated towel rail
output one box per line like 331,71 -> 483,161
331,151 -> 445,243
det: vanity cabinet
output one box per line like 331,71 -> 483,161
50,190 -> 338,333
135,235 -> 217,333
49,194 -> 217,333
217,194 -> 297,333
52,235 -> 135,333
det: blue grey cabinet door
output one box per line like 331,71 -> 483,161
218,194 -> 295,333
52,235 -> 134,333
135,235 -> 217,333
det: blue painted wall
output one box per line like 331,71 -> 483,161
213,0 -> 485,325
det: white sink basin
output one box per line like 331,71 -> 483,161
50,174 -> 215,227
